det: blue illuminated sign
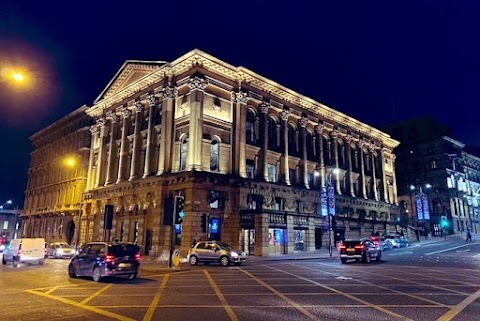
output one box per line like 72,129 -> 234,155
175,224 -> 181,233
210,218 -> 219,234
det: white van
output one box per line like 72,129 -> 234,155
2,238 -> 46,267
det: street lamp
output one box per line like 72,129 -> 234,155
315,167 -> 340,257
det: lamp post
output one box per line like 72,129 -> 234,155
64,156 -> 86,248
410,183 -> 432,241
315,167 -> 340,257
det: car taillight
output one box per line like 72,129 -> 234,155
354,245 -> 365,250
339,245 -> 346,250
104,255 -> 115,263
135,254 -> 141,261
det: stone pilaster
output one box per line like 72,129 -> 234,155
105,113 -> 119,185
392,154 -> 398,205
260,102 -> 270,181
281,109 -> 290,185
299,116 -> 309,188
331,130 -> 341,194
86,124 -> 99,191
316,124 -> 326,191
116,106 -> 131,183
359,140 -> 367,199
370,145 -> 378,201
143,94 -> 159,178
231,90 -> 248,177
380,148 -> 389,203
129,101 -> 144,180
187,75 -> 207,171
158,85 -> 178,175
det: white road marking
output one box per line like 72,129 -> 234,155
425,244 -> 474,256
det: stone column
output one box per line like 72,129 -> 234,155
281,109 -> 290,185
143,94 -> 159,178
116,107 -> 131,183
260,102 -> 270,181
331,130 -> 341,194
299,116 -> 309,188
316,124 -> 326,191
129,101 -> 144,181
187,75 -> 207,170
105,113 -> 119,185
392,154 -> 398,205
359,141 -> 367,199
380,149 -> 389,203
86,124 -> 99,191
370,146 -> 378,200
231,90 -> 248,177
158,85 -> 178,175
345,136 -> 356,197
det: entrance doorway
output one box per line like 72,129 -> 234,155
268,228 -> 286,255
315,228 -> 323,249
242,229 -> 255,255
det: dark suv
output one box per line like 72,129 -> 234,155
339,239 -> 382,264
68,242 -> 140,282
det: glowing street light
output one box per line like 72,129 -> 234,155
11,72 -> 25,83
65,157 -> 76,167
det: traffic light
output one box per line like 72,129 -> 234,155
201,213 -> 208,233
174,196 -> 185,224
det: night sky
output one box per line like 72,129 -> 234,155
1,1 -> 479,208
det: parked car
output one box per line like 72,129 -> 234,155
339,239 -> 382,264
68,241 -> 140,282
188,241 -> 246,266
2,238 -> 46,267
46,242 -> 76,259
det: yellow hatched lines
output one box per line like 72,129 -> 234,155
142,274 -> 169,321
204,270 -> 239,321
437,288 -> 480,321
263,265 -> 413,321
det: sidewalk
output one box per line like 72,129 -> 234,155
138,236 -> 456,274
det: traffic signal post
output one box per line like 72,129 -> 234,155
169,195 -> 185,268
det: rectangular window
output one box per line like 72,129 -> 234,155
431,160 -> 436,169
308,173 -> 314,187
3,221 -> 8,229
246,159 -> 255,179
267,164 -> 277,182
289,168 -> 296,184
133,221 -> 139,244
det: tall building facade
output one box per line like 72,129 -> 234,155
383,116 -> 480,236
21,106 -> 93,244
24,50 -> 401,256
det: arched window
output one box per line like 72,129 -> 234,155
180,136 -> 188,171
267,116 -> 277,150
246,110 -> 255,145
210,140 -> 219,172
288,124 -> 297,157
306,130 -> 315,161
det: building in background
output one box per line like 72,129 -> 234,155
23,49 -> 400,257
21,106 -> 93,244
383,116 -> 480,236
0,208 -> 20,243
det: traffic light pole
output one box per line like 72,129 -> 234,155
168,199 -> 177,269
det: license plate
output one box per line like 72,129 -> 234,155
118,263 -> 131,268
347,249 -> 355,252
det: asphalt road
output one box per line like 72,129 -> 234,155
1,236 -> 479,321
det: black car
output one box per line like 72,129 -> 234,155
339,239 -> 382,264
68,242 -> 140,282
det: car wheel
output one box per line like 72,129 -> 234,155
129,272 -> 137,280
68,264 -> 77,278
220,256 -> 230,267
341,258 -> 347,264
189,255 -> 198,265
2,257 -> 6,265
13,256 -> 19,267
38,259 -> 44,265
92,267 -> 102,282
376,251 -> 382,262
362,253 -> 371,263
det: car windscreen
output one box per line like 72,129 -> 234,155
56,243 -> 71,248
108,244 -> 140,257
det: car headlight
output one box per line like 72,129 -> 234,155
231,252 -> 239,258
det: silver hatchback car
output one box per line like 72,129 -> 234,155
188,241 -> 246,266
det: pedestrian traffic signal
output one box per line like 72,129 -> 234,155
174,196 -> 185,224
440,215 -> 448,228
201,213 -> 208,233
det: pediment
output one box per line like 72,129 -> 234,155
94,60 -> 167,104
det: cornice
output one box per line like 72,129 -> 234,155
87,49 -> 399,149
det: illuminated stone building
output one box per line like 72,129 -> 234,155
21,106 -> 93,244
80,49 -> 400,256
24,50 -> 400,256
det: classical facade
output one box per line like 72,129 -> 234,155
21,106 -> 93,244
23,50 -> 401,257
383,116 -> 480,236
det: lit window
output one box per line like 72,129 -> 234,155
180,136 -> 188,171
268,164 -> 277,182
3,221 -> 8,229
210,140 -> 219,171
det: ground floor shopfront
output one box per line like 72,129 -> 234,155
20,172 -> 401,257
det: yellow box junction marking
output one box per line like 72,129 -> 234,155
81,284 -> 112,305
204,270 -> 239,321
142,274 -> 169,321
437,288 -> 480,321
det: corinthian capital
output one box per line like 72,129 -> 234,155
134,101 -> 144,113
231,90 -> 248,103
96,118 -> 107,127
148,94 -> 159,106
315,124 -> 325,134
188,75 -> 208,91
90,125 -> 99,135
259,101 -> 270,114
299,117 -> 308,128
118,106 -> 131,118
280,109 -> 290,121
162,86 -> 178,99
